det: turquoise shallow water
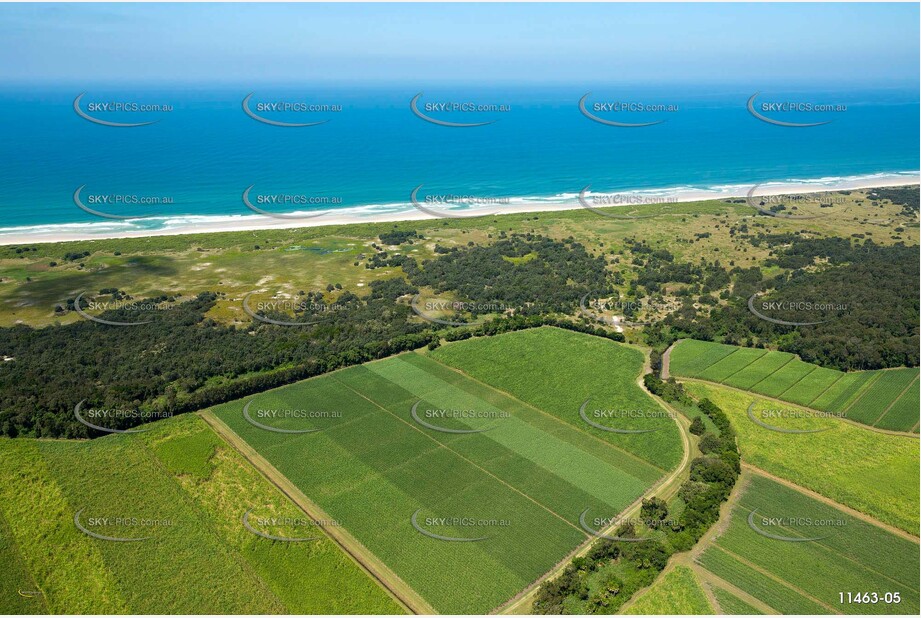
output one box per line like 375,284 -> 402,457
0,84 -> 917,236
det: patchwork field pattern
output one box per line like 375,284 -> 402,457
711,586 -> 765,615
0,415 -> 401,615
695,474 -> 920,615
669,339 -> 920,432
685,381 -> 919,534
211,328 -> 680,613
430,327 -> 684,470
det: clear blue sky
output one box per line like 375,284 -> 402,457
1,2 -> 918,84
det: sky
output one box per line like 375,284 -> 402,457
0,2 -> 918,84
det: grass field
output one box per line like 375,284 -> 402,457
430,327 -> 684,470
0,415 -> 401,614
711,586 -> 764,615
669,339 -> 920,432
210,328 -> 680,613
695,473 -> 920,615
0,510 -> 47,614
685,381 -> 919,534
622,566 -> 713,615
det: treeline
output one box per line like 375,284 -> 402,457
0,236 -> 619,439
533,378 -> 739,614
0,289 -> 432,439
436,314 -> 625,347
643,236 -> 919,371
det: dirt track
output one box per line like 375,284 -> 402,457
199,410 -> 434,615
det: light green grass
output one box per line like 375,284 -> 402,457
685,381 -> 919,534
722,350 -> 794,390
878,379 -> 920,432
430,327 -> 683,470
751,359 -> 815,397
845,370 -> 919,426
711,586 -> 764,615
0,510 -> 48,614
668,339 -> 739,377
698,348 -> 768,383
781,366 -> 842,406
211,329 -> 679,613
811,372 -> 868,411
669,340 -> 919,431
623,566 -> 713,615
703,473 -> 919,615
697,545 -> 828,614
0,415 -> 401,614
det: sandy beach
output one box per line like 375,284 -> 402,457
1,174 -> 917,246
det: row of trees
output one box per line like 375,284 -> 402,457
533,378 -> 740,614
0,235 -> 619,438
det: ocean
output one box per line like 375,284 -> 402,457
0,83 -> 917,239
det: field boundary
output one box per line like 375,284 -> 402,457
873,374 -> 920,426
496,353 -> 692,614
741,464 -> 920,543
697,568 -> 779,615
679,377 -> 918,439
422,350 -> 669,474
331,374 -> 586,535
198,410 -> 434,615
667,340 -> 919,433
712,544 -> 841,613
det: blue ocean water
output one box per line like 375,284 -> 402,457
0,83 -> 917,236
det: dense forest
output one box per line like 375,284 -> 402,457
642,235 -> 919,371
0,235 -> 614,438
1,224 -> 917,438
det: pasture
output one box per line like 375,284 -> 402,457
711,586 -> 764,615
685,381 -> 919,534
210,328 -> 681,613
668,339 -> 919,432
430,326 -> 684,470
695,473 -> 920,615
0,415 -> 400,614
